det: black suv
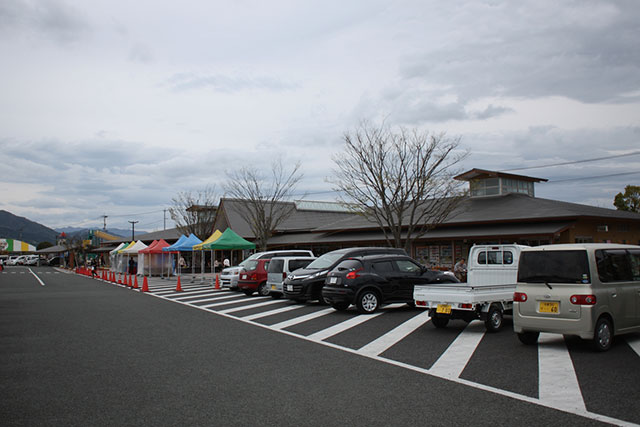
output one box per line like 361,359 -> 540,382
282,247 -> 407,303
322,254 -> 458,313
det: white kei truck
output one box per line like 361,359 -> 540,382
414,244 -> 528,332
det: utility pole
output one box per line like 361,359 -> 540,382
163,209 -> 167,230
128,220 -> 139,241
101,215 -> 108,230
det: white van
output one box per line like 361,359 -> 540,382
266,256 -> 316,299
513,243 -> 640,351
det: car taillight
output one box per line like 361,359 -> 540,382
514,292 -> 527,302
282,272 -> 287,280
416,300 -> 427,307
570,294 -> 597,305
251,273 -> 258,281
460,303 -> 473,309
346,268 -> 363,280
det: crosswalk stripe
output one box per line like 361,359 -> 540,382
428,320 -> 486,379
155,286 -> 214,297
358,310 -> 431,357
537,333 -> 586,412
627,336 -> 640,357
242,305 -> 302,321
307,311 -> 384,341
270,308 -> 334,330
174,290 -> 231,301
184,294 -> 241,304
201,296 -> 269,309
218,299 -> 284,314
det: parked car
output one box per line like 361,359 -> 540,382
513,243 -> 640,352
266,256 -> 316,299
323,254 -> 458,313
10,255 -> 27,265
220,249 -> 314,289
238,259 -> 272,296
282,247 -> 407,304
24,255 -> 40,266
0,255 -> 8,265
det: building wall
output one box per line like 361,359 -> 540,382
567,218 -> 640,245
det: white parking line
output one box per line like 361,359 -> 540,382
307,311 -> 384,341
537,333 -> 586,412
627,336 -> 640,357
154,286 -> 214,297
242,304 -> 302,321
184,294 -> 241,304
174,290 -> 231,301
428,320 -> 486,379
218,299 -> 284,314
270,308 -> 334,330
358,311 -> 432,357
28,268 -> 46,286
201,296 -> 269,309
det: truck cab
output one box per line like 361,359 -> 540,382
467,244 -> 528,286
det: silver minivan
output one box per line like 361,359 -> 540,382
513,243 -> 640,351
267,256 -> 316,299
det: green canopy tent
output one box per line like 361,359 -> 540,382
201,228 -> 255,268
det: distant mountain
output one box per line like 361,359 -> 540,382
54,227 -> 149,240
0,210 -> 59,246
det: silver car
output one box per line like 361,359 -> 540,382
220,249 -> 314,289
266,256 -> 316,298
513,243 -> 640,351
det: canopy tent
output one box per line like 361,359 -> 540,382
202,228 -> 255,250
109,242 -> 127,272
163,235 -> 188,252
193,230 -> 222,279
121,240 -> 148,275
139,239 -> 174,276
0,238 -> 36,252
115,241 -> 136,273
171,234 -> 203,278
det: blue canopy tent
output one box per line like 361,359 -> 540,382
162,234 -> 188,278
164,234 -> 203,279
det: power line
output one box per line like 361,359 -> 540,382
544,170 -> 640,184
500,150 -> 640,172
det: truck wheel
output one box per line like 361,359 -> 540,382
431,316 -> 449,328
592,317 -> 613,352
517,331 -> 539,345
257,282 -> 270,296
484,305 -> 503,332
357,290 -> 379,314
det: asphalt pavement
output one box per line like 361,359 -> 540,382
0,266 -> 627,426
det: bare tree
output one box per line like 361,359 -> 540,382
224,159 -> 303,251
330,121 -> 468,253
169,186 -> 219,240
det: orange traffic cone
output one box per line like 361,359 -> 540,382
176,276 -> 182,292
133,275 -> 139,289
128,274 -> 133,287
118,273 -> 123,285
215,274 -> 220,290
141,276 -> 149,292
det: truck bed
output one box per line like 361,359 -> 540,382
413,283 -> 515,305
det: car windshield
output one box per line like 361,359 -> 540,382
243,260 -> 259,271
306,251 -> 347,270
518,250 -> 590,284
267,259 -> 284,273
238,253 -> 262,267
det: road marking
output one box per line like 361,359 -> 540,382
173,290 -> 231,301
200,296 -> 269,309
627,336 -> 640,357
218,299 -> 284,314
537,333 -> 586,412
429,321 -> 486,379
242,304 -> 302,321
28,268 -> 46,286
270,308 -> 334,330
358,311 -> 432,357
183,294 -> 241,304
154,286 -> 214,297
307,311 -> 384,341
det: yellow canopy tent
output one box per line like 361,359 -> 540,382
193,230 -> 222,280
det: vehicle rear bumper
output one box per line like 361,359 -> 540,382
513,303 -> 596,339
321,286 -> 355,305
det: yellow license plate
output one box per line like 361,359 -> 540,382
539,301 -> 559,313
436,304 -> 452,314
271,285 -> 276,290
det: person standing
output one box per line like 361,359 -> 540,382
454,258 -> 467,282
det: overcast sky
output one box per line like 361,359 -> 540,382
1,0 -> 639,232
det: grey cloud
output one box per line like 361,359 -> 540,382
165,72 -> 297,93
399,0 -> 640,104
128,43 -> 154,63
0,0 -> 88,44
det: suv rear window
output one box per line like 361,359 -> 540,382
518,250 -> 590,284
268,259 -> 284,273
334,259 -> 363,272
244,260 -> 259,271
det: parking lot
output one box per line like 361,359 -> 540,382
2,266 -> 639,426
